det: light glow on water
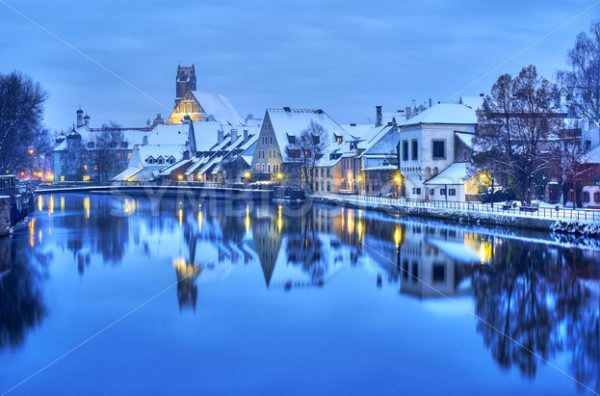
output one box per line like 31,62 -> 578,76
1,193 -> 598,396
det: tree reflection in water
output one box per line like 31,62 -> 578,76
0,236 -> 48,350
471,242 -> 600,392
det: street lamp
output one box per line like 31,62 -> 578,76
392,171 -> 402,198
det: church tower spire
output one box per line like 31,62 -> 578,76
175,64 -> 197,105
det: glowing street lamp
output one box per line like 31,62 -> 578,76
275,172 -> 284,182
243,170 -> 252,181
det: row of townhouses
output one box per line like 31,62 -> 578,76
52,64 -> 600,207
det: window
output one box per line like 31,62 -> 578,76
432,140 -> 446,159
321,181 -> 324,191
270,136 -> 273,144
585,140 -> 591,151
321,168 -> 325,177
582,191 -> 590,203
287,149 -> 300,158
147,157 -> 155,164
312,134 -> 320,144
268,164 -> 271,173
327,181 -> 331,192
411,139 -> 418,160
449,188 -> 456,196
327,168 -> 331,177
121,142 -> 128,148
402,140 -> 409,161
269,151 -> 272,158
412,187 -> 421,195
157,157 -> 164,164
594,192 -> 600,203
440,188 -> 446,195
315,182 -> 319,191
429,189 -> 435,196
335,134 -> 343,143
433,264 -> 445,282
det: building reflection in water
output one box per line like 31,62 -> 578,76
22,194 -> 600,392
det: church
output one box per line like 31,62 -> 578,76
166,64 -> 243,125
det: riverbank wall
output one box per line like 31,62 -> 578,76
312,195 -> 600,237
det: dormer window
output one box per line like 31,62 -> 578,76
157,156 -> 165,164
146,157 -> 155,164
287,133 -> 296,144
167,156 -> 175,164
311,134 -> 320,144
120,141 -> 128,148
335,134 -> 343,143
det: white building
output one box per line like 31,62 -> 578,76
397,103 -> 484,201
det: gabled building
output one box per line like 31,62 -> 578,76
251,108 -> 351,189
159,121 -> 260,183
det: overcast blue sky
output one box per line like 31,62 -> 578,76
0,0 -> 598,130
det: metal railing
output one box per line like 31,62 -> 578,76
315,193 -> 600,223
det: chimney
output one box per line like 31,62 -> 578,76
142,135 -> 149,145
76,107 -> 84,127
428,98 -> 432,108
405,106 -> 412,120
375,105 -> 383,127
83,113 -> 90,127
231,128 -> 238,142
243,129 -> 249,143
217,128 -> 224,144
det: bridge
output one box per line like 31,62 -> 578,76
34,184 -> 274,201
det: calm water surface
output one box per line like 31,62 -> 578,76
0,193 -> 599,395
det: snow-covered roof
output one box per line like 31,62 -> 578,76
145,124 -> 188,146
424,162 -> 471,185
191,91 -> 243,125
137,144 -> 185,165
455,132 -> 474,148
400,103 -> 477,126
112,166 -> 142,182
459,96 -> 484,111
266,108 -> 350,163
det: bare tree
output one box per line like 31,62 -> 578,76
557,21 -> 600,129
557,132 -> 588,208
473,66 -> 561,205
293,121 -> 328,192
93,122 -> 124,183
0,72 -> 47,173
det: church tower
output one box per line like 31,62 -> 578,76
175,65 -> 197,105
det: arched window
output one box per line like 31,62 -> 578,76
146,157 -> 155,164
425,167 -> 431,179
433,167 -> 439,175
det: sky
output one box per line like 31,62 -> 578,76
0,0 -> 598,131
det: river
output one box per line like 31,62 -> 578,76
0,193 -> 599,395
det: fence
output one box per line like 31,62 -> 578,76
315,193 -> 600,223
